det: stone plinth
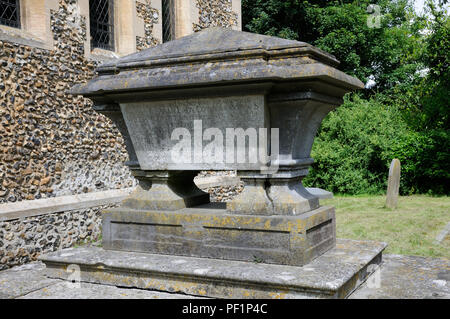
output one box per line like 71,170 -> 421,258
102,204 -> 335,267
71,27 -> 364,267
39,239 -> 387,299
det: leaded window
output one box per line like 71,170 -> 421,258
162,0 -> 175,42
0,0 -> 20,28
90,0 -> 115,51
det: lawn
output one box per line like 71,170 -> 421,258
322,195 -> 450,258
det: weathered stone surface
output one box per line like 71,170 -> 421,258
122,171 -> 210,210
73,28 -> 362,96
122,95 -> 268,171
66,27 -> 365,273
39,239 -> 386,299
386,159 -> 401,209
4,250 -> 448,299
101,204 -> 336,266
350,254 -> 450,299
305,187 -> 333,199
74,27 -> 362,219
0,262 -> 58,299
0,262 -> 199,299
19,281 -> 201,299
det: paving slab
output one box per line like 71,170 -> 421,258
350,254 -> 450,299
18,281 -> 202,299
39,239 -> 386,299
0,262 -> 59,299
2,243 -> 448,299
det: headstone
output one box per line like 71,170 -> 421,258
386,159 -> 401,209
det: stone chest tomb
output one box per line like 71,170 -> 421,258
72,27 -> 364,267
40,28 -> 387,299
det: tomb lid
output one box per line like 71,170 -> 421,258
72,27 -> 363,97
98,27 -> 338,71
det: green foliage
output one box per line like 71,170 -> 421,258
243,0 -> 421,93
389,129 -> 449,194
303,95 -> 412,194
304,94 -> 449,195
243,0 -> 449,195
392,1 -> 450,194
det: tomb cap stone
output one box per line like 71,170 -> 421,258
71,27 -> 363,98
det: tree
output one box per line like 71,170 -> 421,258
392,0 -> 450,194
243,0 -> 422,94
244,0 -> 449,194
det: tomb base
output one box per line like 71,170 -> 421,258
101,204 -> 336,267
39,239 -> 386,299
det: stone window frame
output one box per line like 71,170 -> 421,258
161,0 -> 242,40
0,0 -> 55,50
86,0 -> 158,60
173,0 -> 198,39
0,0 -> 242,58
0,0 -> 161,59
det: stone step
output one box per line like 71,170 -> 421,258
39,238 -> 386,299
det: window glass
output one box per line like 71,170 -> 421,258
162,0 -> 175,42
90,0 -> 114,50
0,0 -> 21,28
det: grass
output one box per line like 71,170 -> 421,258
73,235 -> 102,248
322,195 -> 450,258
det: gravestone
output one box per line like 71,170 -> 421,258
386,159 -> 401,209
40,28 -> 387,298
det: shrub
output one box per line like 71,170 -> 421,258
304,94 -> 413,195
